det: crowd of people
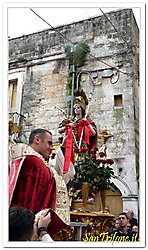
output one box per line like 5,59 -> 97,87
9,207 -> 139,242
107,211 -> 139,242
8,89 -> 139,242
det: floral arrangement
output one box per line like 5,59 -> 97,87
68,144 -> 116,199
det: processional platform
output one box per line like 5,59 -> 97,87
53,210 -> 115,241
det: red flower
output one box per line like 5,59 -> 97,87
80,147 -> 87,153
105,158 -> 114,165
99,159 -> 106,164
90,153 -> 96,158
91,146 -> 98,153
74,148 -> 80,153
99,151 -> 106,157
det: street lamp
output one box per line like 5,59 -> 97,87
76,70 -> 94,90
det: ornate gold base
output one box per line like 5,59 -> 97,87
53,211 -> 115,241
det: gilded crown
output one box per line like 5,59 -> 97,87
74,89 -> 88,111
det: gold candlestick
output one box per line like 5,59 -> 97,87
98,126 -> 113,144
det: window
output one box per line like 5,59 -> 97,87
9,79 -> 18,111
114,95 -> 123,107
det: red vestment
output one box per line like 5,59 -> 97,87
9,155 -> 56,214
9,143 -> 68,236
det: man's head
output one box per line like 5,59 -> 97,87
9,206 -> 35,241
127,222 -> 131,229
29,128 -> 53,161
132,225 -> 139,233
127,210 -> 134,219
114,219 -> 119,229
118,212 -> 129,229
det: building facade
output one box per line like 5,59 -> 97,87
8,8 -> 139,218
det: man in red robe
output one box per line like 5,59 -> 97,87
9,128 -> 69,236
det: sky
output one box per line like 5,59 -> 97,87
7,4 -> 142,39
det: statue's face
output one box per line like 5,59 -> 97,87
74,104 -> 82,116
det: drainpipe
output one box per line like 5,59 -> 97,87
70,45 -> 76,117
